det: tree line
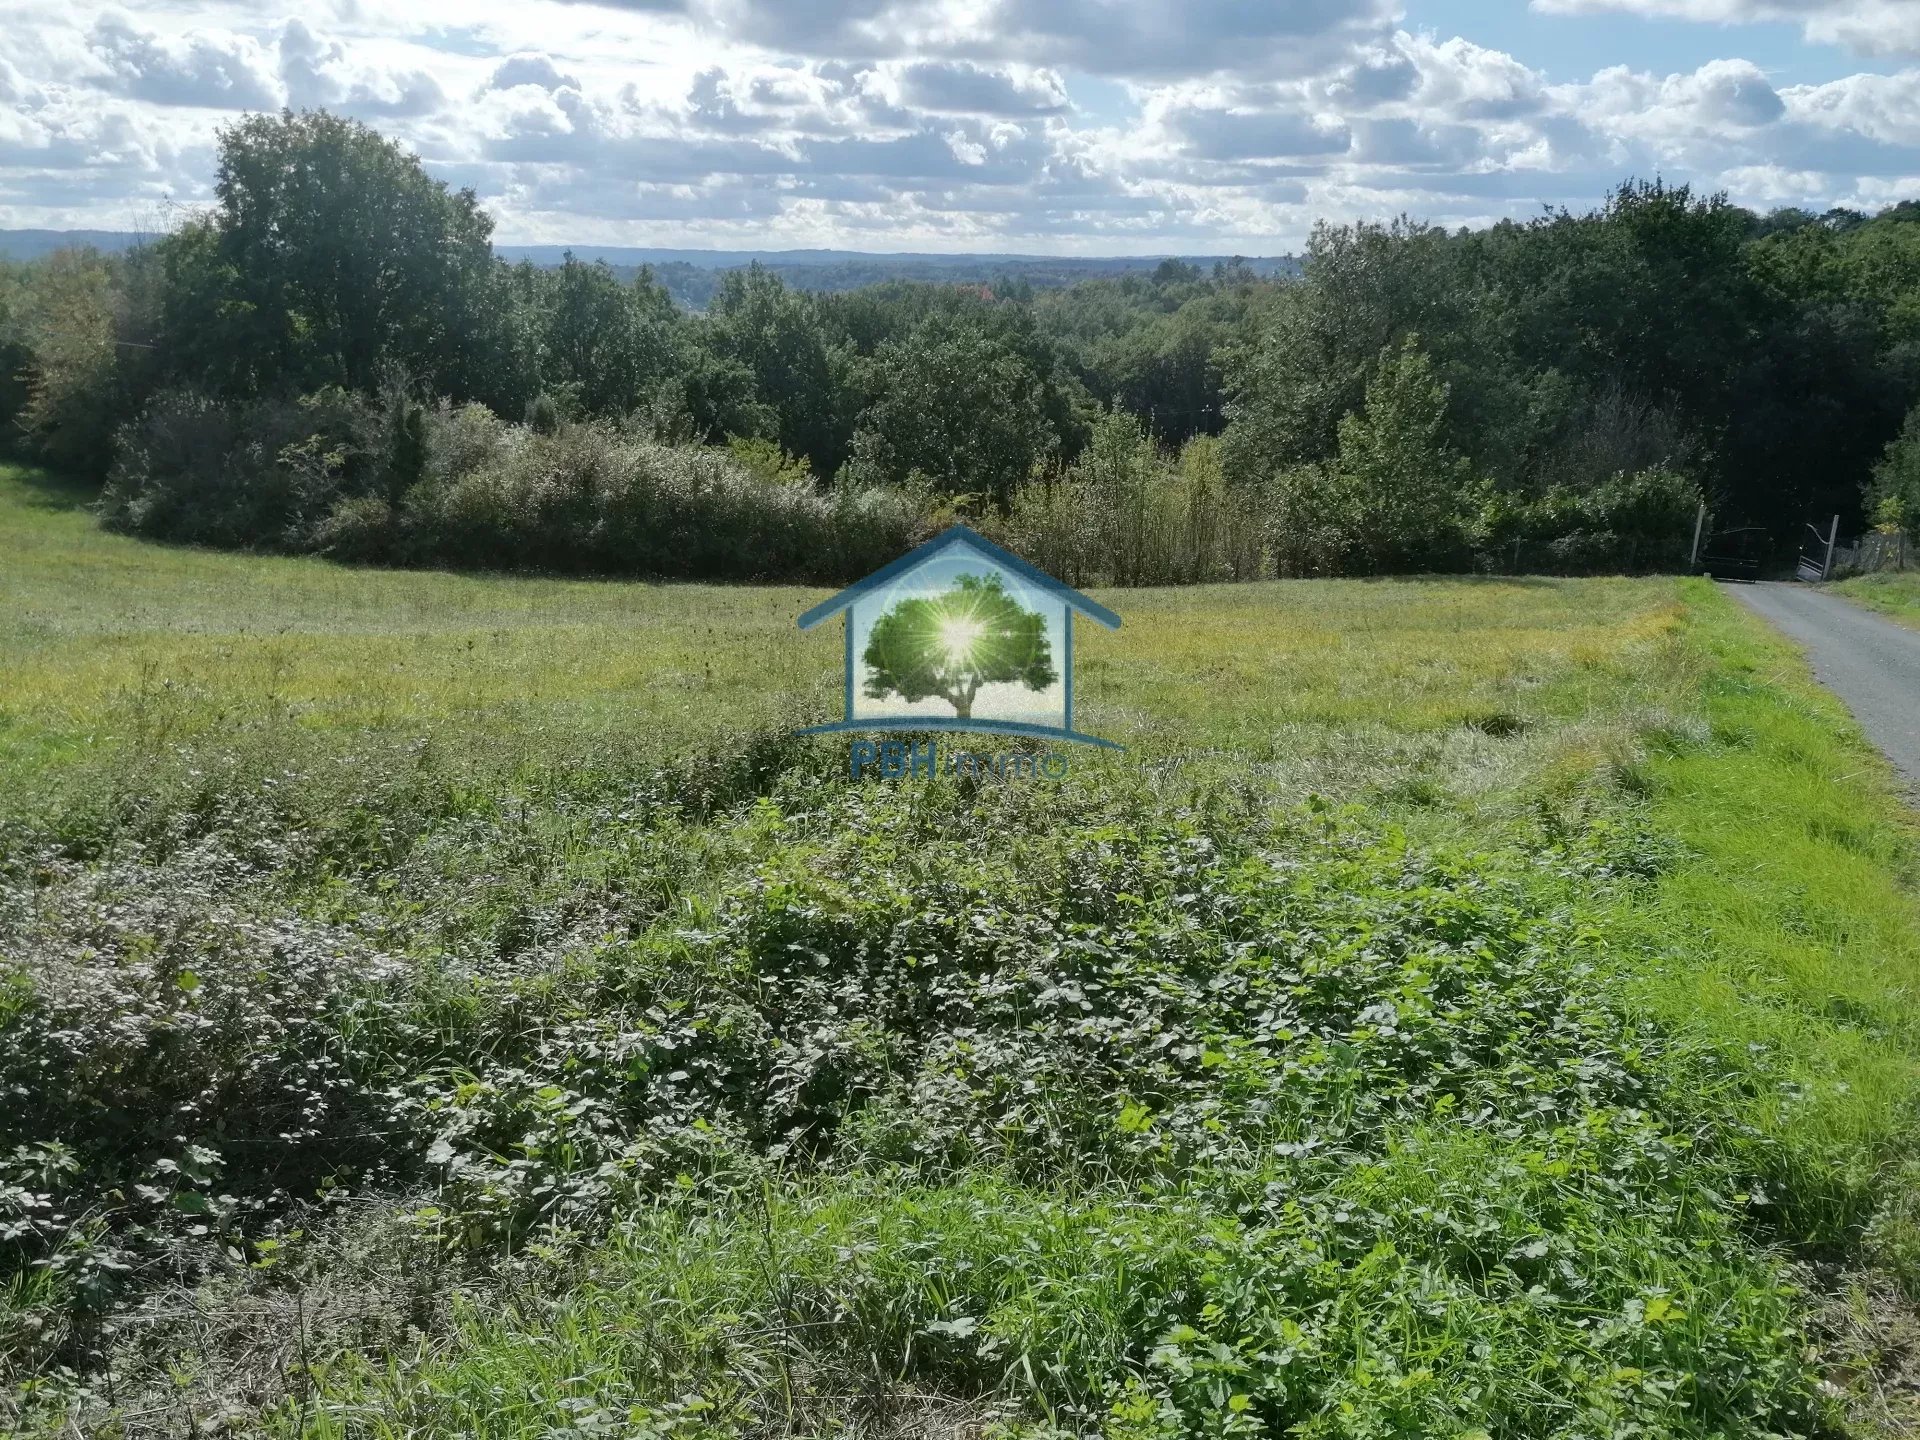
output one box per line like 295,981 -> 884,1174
4,109 -> 1920,582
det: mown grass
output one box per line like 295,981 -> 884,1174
1831,570 -> 1920,625
1625,589 -> 1920,1259
4,462 -> 1920,1437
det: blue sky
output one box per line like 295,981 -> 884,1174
3,0 -> 1918,251
1404,2 -> 1846,84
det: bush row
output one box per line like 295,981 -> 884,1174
99,383 -> 1700,585
101,389 -> 929,583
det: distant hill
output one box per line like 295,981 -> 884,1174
496,246 -> 1298,307
0,230 -> 1299,308
0,229 -> 169,261
492,243 -> 1297,273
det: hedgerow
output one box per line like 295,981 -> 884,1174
102,393 -> 930,583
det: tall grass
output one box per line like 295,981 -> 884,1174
1619,584 -> 1920,1263
5,464 -> 1920,1436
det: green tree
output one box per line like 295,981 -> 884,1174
706,266 -> 858,476
1030,264 -> 1255,445
848,311 -> 1057,505
535,256 -> 680,418
14,247 -> 149,473
198,109 -> 500,396
665,335 -> 778,446
1075,408 -> 1167,586
1320,338 -> 1478,573
1221,218 -> 1480,485
862,572 -> 1056,720
0,260 -> 38,434
823,282 -> 1090,463
1868,400 -> 1920,530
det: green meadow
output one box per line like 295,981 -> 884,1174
2,463 -> 1679,805
5,459 -> 1920,1438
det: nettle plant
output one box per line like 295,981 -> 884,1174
0,838 -> 415,1357
0,761 -> 1814,1435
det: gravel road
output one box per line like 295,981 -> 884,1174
1730,581 -> 1920,786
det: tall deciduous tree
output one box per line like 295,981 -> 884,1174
847,311 -> 1057,506
706,266 -> 858,478
14,247 -> 149,474
1281,337 -> 1479,574
204,110 -> 500,396
535,256 -> 680,418
1222,218 -> 1471,490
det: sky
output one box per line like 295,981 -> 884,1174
3,0 -> 1920,254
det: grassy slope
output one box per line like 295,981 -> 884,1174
1831,570 -> 1920,625
1,460 -> 1675,811
4,463 -> 1920,1436
282,587 -> 1920,1440
0,465 -> 830,775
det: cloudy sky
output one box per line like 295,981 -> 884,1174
3,0 -> 1918,253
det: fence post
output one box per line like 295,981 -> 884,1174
1823,514 -> 1839,580
1689,501 -> 1706,570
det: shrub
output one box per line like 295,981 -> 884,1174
1264,461 -> 1348,576
1004,473 -> 1093,587
1484,467 -> 1703,574
525,392 -> 564,435
1868,400 -> 1920,530
100,386 -> 381,548
1179,434 -> 1266,581
395,415 -> 926,581
1581,466 -> 1703,570
725,435 -> 815,488
1871,491 -> 1906,534
312,492 -> 398,561
424,399 -> 511,486
102,393 -> 930,582
1003,417 -> 1268,586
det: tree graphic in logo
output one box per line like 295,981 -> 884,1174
861,572 -> 1057,720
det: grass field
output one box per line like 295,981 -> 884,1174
1833,570 -> 1920,626
5,460 -> 1920,1438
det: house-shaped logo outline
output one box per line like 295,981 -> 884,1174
795,524 -> 1122,749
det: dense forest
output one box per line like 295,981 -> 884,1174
5,109 -> 1920,582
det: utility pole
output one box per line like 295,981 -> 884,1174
1823,513 -> 1839,580
1688,501 -> 1706,571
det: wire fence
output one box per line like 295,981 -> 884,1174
1830,529 -> 1912,577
